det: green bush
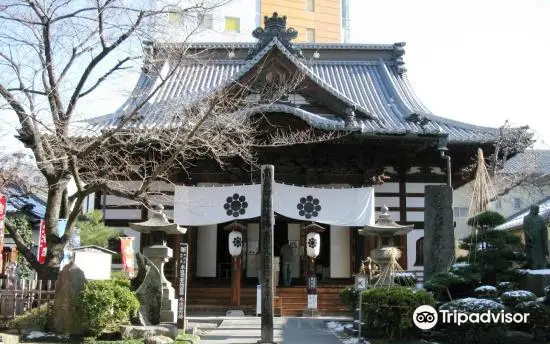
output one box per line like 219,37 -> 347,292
361,286 -> 435,340
474,285 -> 498,300
514,301 -> 550,342
6,302 -> 53,332
458,229 -> 525,285
339,286 -> 360,312
438,298 -> 507,344
500,290 -> 537,308
467,211 -> 506,228
424,263 -> 481,301
78,279 -> 140,337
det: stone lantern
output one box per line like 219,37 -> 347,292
358,205 -> 413,286
129,205 -> 187,323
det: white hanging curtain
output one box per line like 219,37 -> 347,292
174,183 -> 375,227
273,183 -> 375,226
174,184 -> 261,226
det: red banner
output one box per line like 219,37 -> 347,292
38,219 -> 47,264
120,237 -> 135,276
0,192 -> 6,272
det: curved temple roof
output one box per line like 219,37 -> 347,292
74,14 -> 498,144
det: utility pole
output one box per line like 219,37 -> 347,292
259,165 -> 275,344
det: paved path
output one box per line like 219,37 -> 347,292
199,317 -> 344,344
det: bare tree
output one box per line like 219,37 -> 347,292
460,120 -> 539,199
0,0 -> 338,279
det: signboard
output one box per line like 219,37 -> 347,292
177,243 -> 189,329
355,274 -> 367,291
307,294 -> 318,309
256,284 -> 261,315
38,219 -> 47,264
0,193 -> 6,272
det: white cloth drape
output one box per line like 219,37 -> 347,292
174,184 -> 261,226
174,183 -> 375,226
273,183 -> 375,226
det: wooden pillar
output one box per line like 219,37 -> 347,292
260,165 -> 274,344
231,255 -> 242,306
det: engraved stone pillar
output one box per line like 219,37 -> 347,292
424,185 -> 455,281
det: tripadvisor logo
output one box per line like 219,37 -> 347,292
413,305 -> 530,330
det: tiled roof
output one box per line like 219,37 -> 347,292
501,150 -> 550,175
4,183 -> 46,220
73,38 -> 498,144
495,196 -> 550,231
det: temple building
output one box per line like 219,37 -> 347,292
87,13 -> 502,315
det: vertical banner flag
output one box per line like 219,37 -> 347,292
120,237 -> 135,276
0,192 -> 7,272
38,219 -> 47,264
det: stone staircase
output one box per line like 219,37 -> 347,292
186,286 -> 351,317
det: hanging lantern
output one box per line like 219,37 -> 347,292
306,232 -> 320,258
228,230 -> 243,257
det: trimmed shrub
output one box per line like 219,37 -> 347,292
361,286 -> 435,340
6,302 -> 53,332
458,229 -> 525,285
474,285 -> 498,300
496,281 -> 514,294
514,300 -> 550,342
77,279 -> 140,337
424,263 -> 481,301
437,298 -> 507,344
500,290 -> 537,308
339,286 -> 360,312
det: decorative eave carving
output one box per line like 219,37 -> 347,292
247,12 -> 303,59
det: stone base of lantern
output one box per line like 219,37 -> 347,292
144,245 -> 179,324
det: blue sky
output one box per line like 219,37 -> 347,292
1,0 -> 549,151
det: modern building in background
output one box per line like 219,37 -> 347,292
453,150 -> 550,240
150,0 -> 348,43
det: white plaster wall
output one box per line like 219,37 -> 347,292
406,229 -> 424,271
330,225 -> 351,278
196,224 -> 217,277
104,209 -> 142,220
246,223 -> 260,278
373,182 -> 399,193
287,223 -> 301,278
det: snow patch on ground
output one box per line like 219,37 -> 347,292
27,331 -> 46,339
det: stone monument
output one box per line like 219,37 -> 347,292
424,185 -> 455,281
130,205 -> 186,324
52,262 -> 87,335
523,205 -> 549,270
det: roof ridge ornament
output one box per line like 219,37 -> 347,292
247,12 -> 303,59
393,42 -> 407,74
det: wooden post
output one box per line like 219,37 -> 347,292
231,255 -> 242,306
259,165 -> 275,344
